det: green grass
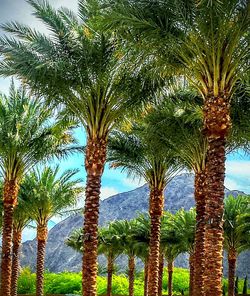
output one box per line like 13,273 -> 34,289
18,267 -> 249,296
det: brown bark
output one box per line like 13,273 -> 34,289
82,137 -> 107,296
144,258 -> 149,296
107,255 -> 113,296
158,253 -> 164,296
11,227 -> 22,296
167,261 -> 174,296
148,186 -> 164,296
36,224 -> 48,296
189,253 -> 195,296
203,96 -> 231,296
0,179 -> 19,296
128,255 -> 135,296
193,171 -> 206,296
228,248 -> 237,296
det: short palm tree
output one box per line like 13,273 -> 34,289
0,3 -> 159,294
224,195 -> 250,296
108,126 -> 180,296
171,209 -> 196,296
110,219 -> 139,296
103,2 -> 250,295
0,84 -> 79,296
132,214 -> 150,296
11,196 -> 31,296
22,166 -> 83,296
98,224 -> 123,296
161,212 -> 185,296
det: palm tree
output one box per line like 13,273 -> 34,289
146,95 -> 207,295
161,212 -> 185,296
98,224 -> 123,296
129,213 -> 150,296
110,219 -> 140,296
22,166 -> 83,296
102,2 -> 250,295
171,209 -> 196,296
108,126 -> 180,296
0,3 -> 159,294
0,84 -> 79,296
224,195 -> 250,296
11,196 -> 31,296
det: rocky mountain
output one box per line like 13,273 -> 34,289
20,173 -> 250,278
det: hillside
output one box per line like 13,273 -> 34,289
20,173 -> 250,278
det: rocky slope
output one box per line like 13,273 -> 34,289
20,173 -> 250,278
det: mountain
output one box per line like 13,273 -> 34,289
20,173 -> 250,278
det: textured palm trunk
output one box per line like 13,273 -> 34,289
203,96 -> 231,296
36,224 -> 48,296
82,137 -> 107,296
193,171 -> 206,296
189,253 -> 195,296
158,253 -> 164,296
167,261 -> 174,296
228,248 -> 237,296
144,258 -> 149,296
128,255 -> 135,296
0,179 -> 19,296
107,255 -> 113,296
148,186 -> 164,296
11,227 -> 22,296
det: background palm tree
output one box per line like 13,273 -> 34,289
108,124 -> 180,296
0,84 -> 79,296
0,3 -> 159,294
161,212 -> 186,296
224,195 -> 250,296
98,224 -> 123,296
101,2 -> 250,295
22,166 -> 83,296
11,196 -> 31,296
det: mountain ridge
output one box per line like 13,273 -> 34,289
20,173 -> 250,278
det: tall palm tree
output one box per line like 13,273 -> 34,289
224,195 -> 250,296
11,196 -> 31,296
0,3 -> 159,294
146,95 -> 207,296
102,2 -> 250,295
0,84 -> 79,296
98,224 -> 123,296
108,126 -> 180,296
22,166 -> 83,296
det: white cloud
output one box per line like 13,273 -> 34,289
100,187 -> 119,200
224,177 -> 241,191
122,177 -> 145,188
226,160 -> 250,176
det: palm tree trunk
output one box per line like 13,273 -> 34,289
148,186 -> 164,296
107,255 -> 113,296
128,255 -> 135,296
167,260 -> 174,296
228,248 -> 237,296
11,227 -> 22,296
36,224 -> 48,296
144,258 -> 149,296
0,179 -> 19,296
158,253 -> 164,296
189,253 -> 195,296
203,96 -> 231,296
193,170 -> 206,296
82,137 -> 107,296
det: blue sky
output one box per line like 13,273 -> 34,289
0,0 -> 250,240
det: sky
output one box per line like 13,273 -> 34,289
0,0 -> 250,240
